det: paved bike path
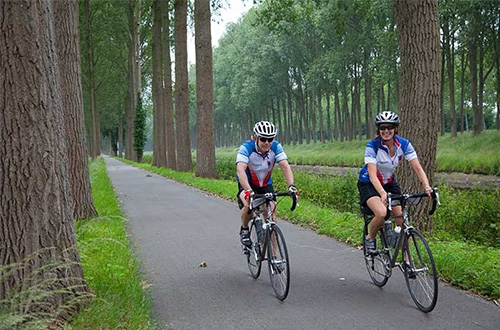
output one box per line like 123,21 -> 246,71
104,157 -> 499,330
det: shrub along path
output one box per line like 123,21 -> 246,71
104,157 -> 499,330
290,164 -> 500,189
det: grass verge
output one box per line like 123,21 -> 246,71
70,157 -> 155,329
119,157 -> 500,301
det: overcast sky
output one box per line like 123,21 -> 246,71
187,1 -> 253,65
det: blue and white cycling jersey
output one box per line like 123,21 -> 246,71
358,136 -> 418,185
236,140 -> 288,187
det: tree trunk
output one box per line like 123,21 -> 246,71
1,0 -> 90,319
118,115 -> 124,157
162,0 -> 177,169
439,49 -> 445,136
126,0 -> 141,161
459,50 -> 467,133
394,0 -> 440,230
152,0 -> 166,166
55,0 -> 97,220
364,53 -> 373,139
194,0 -> 217,178
174,0 -> 193,171
83,0 -> 100,159
442,17 -> 457,137
326,91 -> 332,141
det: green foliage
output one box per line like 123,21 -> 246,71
133,93 -> 147,162
433,185 -> 500,248
71,158 -> 155,329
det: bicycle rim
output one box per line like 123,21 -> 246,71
403,229 -> 438,312
363,230 -> 390,287
246,220 -> 261,278
267,225 -> 290,300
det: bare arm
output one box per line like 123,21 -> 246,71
278,160 -> 294,187
409,158 -> 433,196
236,162 -> 251,191
367,163 -> 387,202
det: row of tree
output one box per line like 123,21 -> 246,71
211,0 -> 500,148
80,0 -> 217,177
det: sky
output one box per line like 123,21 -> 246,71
187,1 -> 253,65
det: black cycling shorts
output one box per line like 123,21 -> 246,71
237,183 -> 275,209
357,180 -> 402,207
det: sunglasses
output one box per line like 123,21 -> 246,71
259,137 -> 274,143
379,125 -> 396,131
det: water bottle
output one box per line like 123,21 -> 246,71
384,220 -> 393,246
392,226 -> 401,248
255,218 -> 263,242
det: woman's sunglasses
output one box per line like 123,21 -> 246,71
259,137 -> 274,143
379,125 -> 396,131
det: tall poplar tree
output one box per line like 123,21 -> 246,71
194,0 -> 217,178
1,0 -> 90,321
174,0 -> 192,171
55,0 -> 98,220
394,0 -> 441,229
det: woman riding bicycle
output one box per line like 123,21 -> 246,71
358,111 -> 433,254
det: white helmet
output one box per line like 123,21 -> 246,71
253,121 -> 277,138
374,111 -> 400,126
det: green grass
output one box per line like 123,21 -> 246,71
120,158 -> 500,300
70,157 -> 156,329
216,130 -> 500,175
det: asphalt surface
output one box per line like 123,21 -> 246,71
104,157 -> 500,330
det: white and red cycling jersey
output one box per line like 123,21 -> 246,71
236,140 -> 288,187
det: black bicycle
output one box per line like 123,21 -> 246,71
243,191 -> 298,300
362,187 -> 441,312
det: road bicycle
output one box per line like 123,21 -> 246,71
362,187 -> 441,312
243,191 -> 298,300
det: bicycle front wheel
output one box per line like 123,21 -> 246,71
246,220 -> 262,279
402,229 -> 438,313
267,225 -> 290,300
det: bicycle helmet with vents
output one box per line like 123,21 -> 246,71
253,121 -> 277,138
374,111 -> 400,126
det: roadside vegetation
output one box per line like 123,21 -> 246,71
70,158 -> 155,329
214,130 -> 500,175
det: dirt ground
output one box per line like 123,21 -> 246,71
290,164 -> 500,190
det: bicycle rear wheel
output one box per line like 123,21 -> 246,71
246,220 -> 261,278
363,224 -> 391,287
267,225 -> 290,300
402,229 -> 438,313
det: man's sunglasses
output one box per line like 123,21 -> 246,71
259,137 -> 274,143
379,125 -> 396,131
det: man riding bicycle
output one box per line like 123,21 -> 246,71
236,121 -> 297,247
358,111 -> 433,254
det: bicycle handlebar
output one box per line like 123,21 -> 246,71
387,187 -> 441,215
247,191 -> 298,213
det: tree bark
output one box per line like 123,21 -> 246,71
394,0 -> 441,229
162,0 -> 177,169
1,0 -> 90,319
442,17 -> 457,137
152,0 -> 165,166
83,0 -> 100,159
194,0 -> 217,178
55,0 -> 97,220
174,0 -> 193,171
